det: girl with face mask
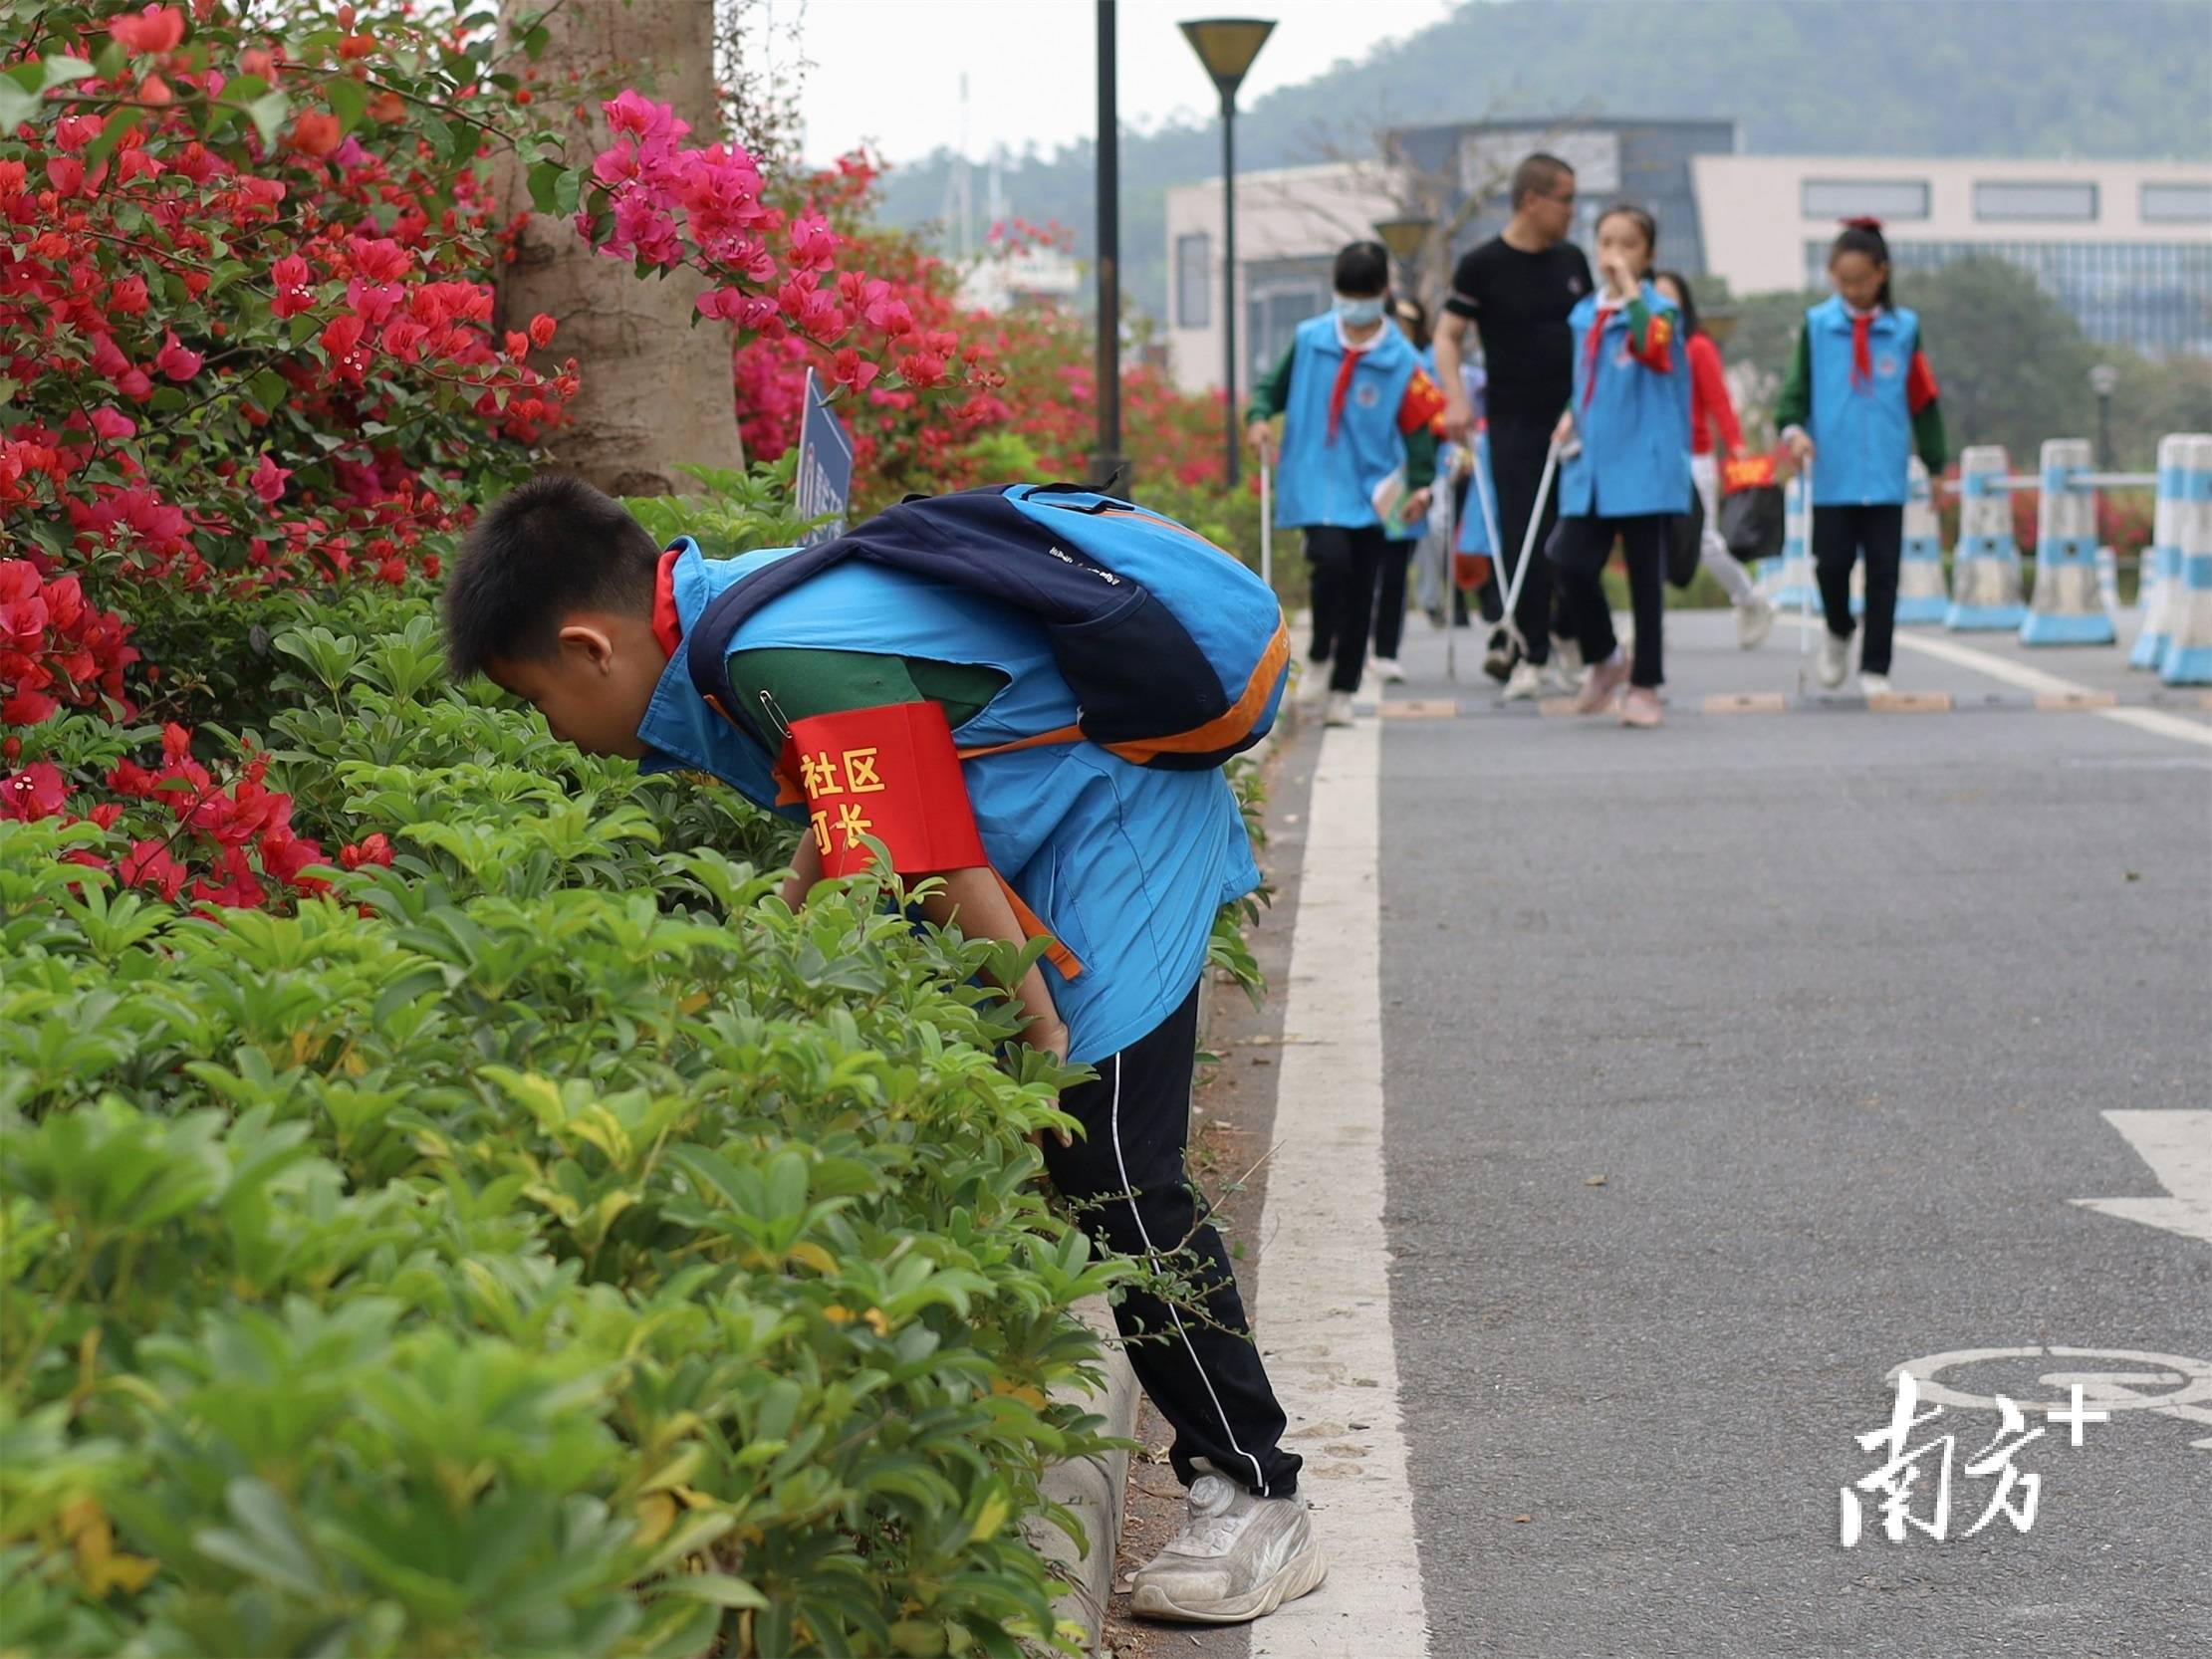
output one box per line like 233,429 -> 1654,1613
1246,241 -> 1445,726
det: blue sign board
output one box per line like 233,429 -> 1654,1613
797,367 -> 855,546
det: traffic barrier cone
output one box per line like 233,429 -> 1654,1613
2130,433 -> 2193,670
1764,472 -> 1820,611
1896,457 -> 1949,623
2021,437 -> 2115,645
2158,432 -> 2212,685
1945,445 -> 2027,630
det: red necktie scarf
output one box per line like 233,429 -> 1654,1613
1849,310 -> 1875,388
1581,306 -> 1617,406
1327,347 -> 1365,442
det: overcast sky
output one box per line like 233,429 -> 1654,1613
786,0 -> 1460,166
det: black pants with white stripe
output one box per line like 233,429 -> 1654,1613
1044,983 -> 1303,1498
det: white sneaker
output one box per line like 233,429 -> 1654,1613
1859,672 -> 1892,696
1552,635 -> 1585,675
1129,1465 -> 1327,1625
1736,595 -> 1776,650
1818,632 -> 1850,688
1371,656 -> 1407,685
1540,658 -> 1584,696
1324,690 -> 1355,727
1298,666 -> 1330,709
1501,660 -> 1545,701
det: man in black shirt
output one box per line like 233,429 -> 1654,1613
1436,152 -> 1594,694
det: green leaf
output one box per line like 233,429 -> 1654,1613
248,369 -> 289,411
247,90 -> 291,152
662,1573 -> 768,1610
86,108 -> 142,171
290,313 -> 323,347
526,159 -> 561,216
0,82 -> 41,135
39,56 -> 97,91
324,76 -> 367,136
93,40 -> 125,81
523,24 -> 551,60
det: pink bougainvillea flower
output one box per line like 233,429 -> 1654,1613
269,253 -> 316,318
108,5 -> 186,54
154,330 -> 203,381
249,454 -> 291,505
89,407 -> 137,440
831,349 -> 878,394
0,761 -> 68,818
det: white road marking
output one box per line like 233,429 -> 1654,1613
1251,717 -> 1430,1659
1891,1345 -> 2212,1453
2073,1109 -> 2212,1246
1890,631 -> 2212,750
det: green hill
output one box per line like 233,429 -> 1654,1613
873,0 -> 2211,319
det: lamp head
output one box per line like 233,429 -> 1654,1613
1179,17 -> 1276,102
1372,215 -> 1433,265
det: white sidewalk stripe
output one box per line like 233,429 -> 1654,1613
1891,630 -> 2212,750
1251,718 -> 1430,1659
2073,1110 -> 2212,1247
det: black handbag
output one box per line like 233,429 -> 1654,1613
1665,481 -> 1704,589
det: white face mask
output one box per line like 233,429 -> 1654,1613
1333,295 -> 1386,328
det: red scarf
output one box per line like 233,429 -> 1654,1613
1326,346 -> 1365,442
1581,305 -> 1617,406
1849,310 -> 1875,389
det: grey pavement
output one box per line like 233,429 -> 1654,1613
1166,605 -> 2211,1659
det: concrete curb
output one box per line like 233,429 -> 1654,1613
1025,1297 -> 1136,1651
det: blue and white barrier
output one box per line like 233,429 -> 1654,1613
1897,457 -> 1949,624
2021,437 -> 2114,646
1762,472 -> 1820,611
2130,433 -> 2191,670
2158,433 -> 2212,686
1945,445 -> 2028,631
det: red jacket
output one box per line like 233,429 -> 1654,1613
1687,332 -> 1742,458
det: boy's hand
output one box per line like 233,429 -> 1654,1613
1440,396 -> 1475,445
1247,419 -> 1275,465
1400,487 -> 1433,526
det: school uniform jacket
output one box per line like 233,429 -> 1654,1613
1558,282 -> 1692,519
631,541 -> 1261,1066
1776,295 -> 1947,507
1250,313 -> 1443,531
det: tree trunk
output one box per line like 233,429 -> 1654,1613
495,0 -> 741,497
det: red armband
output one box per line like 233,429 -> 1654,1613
1905,349 -> 1939,414
787,701 -> 987,879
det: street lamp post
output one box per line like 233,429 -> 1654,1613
1180,17 -> 1274,488
1090,1 -> 1125,492
2089,362 -> 2118,470
1372,213 -> 1434,309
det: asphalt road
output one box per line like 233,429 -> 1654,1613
1150,605 -> 2212,1659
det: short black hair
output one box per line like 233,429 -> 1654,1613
1511,152 -> 1574,210
1831,217 -> 1894,309
1653,269 -> 1700,338
443,472 -> 662,679
1334,240 -> 1388,298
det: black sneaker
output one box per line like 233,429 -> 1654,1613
1481,628 -> 1518,683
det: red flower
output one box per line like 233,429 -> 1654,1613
269,254 -> 316,318
340,831 -> 393,869
288,112 -> 343,158
249,454 -> 291,505
109,4 -> 186,54
155,331 -> 203,381
90,408 -> 136,441
47,157 -> 86,198
110,276 -> 150,316
0,761 -> 68,820
831,349 -> 878,394
2,690 -> 61,727
528,313 -> 557,350
119,836 -> 187,900
320,314 -> 369,383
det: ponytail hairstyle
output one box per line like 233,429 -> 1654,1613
1830,216 -> 1893,309
1595,202 -> 1658,279
1653,269 -> 1700,338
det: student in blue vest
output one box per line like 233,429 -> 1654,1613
443,475 -> 1326,1625
1366,294 -> 1440,684
1246,240 -> 1444,726
1548,202 -> 1691,729
1776,217 -> 1948,695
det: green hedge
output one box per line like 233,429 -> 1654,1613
3,599 -> 1126,1657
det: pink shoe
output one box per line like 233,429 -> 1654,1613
1619,686 -> 1662,728
1573,653 -> 1630,714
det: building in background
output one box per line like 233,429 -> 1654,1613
1692,155 -> 2212,356
1164,161 -> 1404,397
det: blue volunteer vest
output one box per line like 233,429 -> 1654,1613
1274,312 -> 1420,531
1802,295 -> 1920,507
633,542 -> 1261,1066
1558,282 -> 1692,519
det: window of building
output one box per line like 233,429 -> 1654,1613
1175,233 -> 1211,330
1801,179 -> 1929,222
1974,181 -> 2098,222
2142,183 -> 2212,224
